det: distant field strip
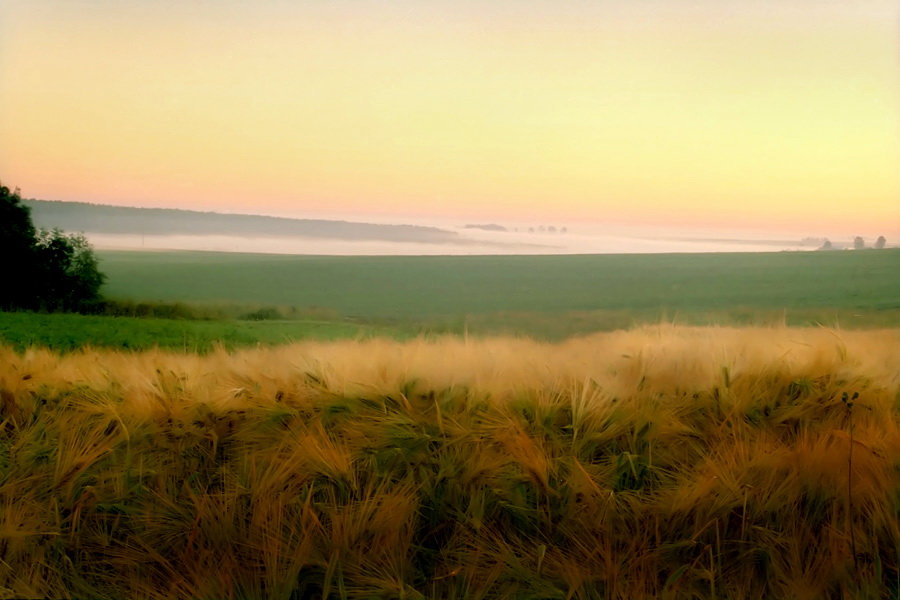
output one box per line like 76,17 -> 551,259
98,249 -> 900,319
0,311 -> 382,352
1,326 -> 898,598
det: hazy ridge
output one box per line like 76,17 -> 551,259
24,200 -> 463,244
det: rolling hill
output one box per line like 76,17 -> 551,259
24,199 -> 463,244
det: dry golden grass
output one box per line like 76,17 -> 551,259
0,326 -> 898,599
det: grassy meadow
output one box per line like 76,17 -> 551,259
97,249 -> 900,320
1,326 -> 898,598
2,249 -> 898,352
0,311 -> 384,353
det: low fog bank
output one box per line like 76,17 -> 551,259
84,229 -> 847,255
28,199 -> 894,255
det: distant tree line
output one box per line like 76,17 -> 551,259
1,183 -> 105,312
818,235 -> 888,251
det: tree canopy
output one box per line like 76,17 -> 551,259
0,183 -> 105,311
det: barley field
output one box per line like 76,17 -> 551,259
1,326 -> 899,599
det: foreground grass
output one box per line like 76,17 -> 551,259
1,327 -> 898,598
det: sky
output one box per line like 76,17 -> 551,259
1,0 -> 898,237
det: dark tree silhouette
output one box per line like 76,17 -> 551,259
874,235 -> 886,249
853,236 -> 865,250
33,229 -> 106,311
0,184 -> 41,310
0,183 -> 105,311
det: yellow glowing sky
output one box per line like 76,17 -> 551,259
1,0 -> 898,235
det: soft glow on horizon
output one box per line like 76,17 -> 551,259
1,0 -> 898,236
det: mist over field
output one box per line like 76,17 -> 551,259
27,199 -> 887,255
84,228 -> 827,255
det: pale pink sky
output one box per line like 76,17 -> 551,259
1,0 -> 898,236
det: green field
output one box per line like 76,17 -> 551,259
0,311 -> 386,352
97,249 -> 900,318
2,248 -> 898,350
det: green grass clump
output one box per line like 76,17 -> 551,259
0,311 -> 381,352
